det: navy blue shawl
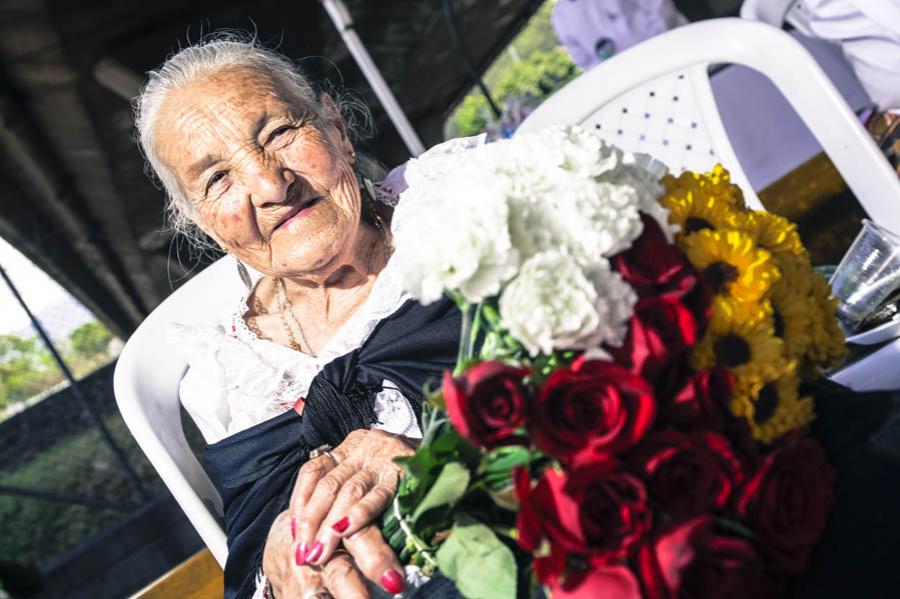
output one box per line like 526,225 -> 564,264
203,298 -> 460,598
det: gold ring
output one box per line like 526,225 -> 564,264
309,444 -> 338,465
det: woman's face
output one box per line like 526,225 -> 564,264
154,67 -> 362,277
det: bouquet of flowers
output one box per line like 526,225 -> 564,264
382,126 -> 844,598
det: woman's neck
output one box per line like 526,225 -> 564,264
279,221 -> 389,309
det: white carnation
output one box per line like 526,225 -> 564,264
498,252 -> 637,356
485,127 -> 666,267
391,172 -> 519,305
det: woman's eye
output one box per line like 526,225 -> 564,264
206,171 -> 227,192
268,125 -> 295,143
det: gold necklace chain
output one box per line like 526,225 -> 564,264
276,276 -> 312,355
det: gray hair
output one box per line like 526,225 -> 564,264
134,32 -> 384,251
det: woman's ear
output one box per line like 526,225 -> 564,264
319,92 -> 354,159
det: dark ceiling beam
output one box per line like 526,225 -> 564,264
0,94 -> 143,337
93,57 -> 142,101
0,0 -> 160,328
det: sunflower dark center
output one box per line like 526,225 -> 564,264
713,333 -> 751,367
754,383 -> 779,424
773,308 -> 785,338
703,261 -> 739,294
685,217 -> 714,233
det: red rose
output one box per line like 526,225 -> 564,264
515,467 -> 587,558
664,367 -> 734,430
515,465 -> 651,576
737,435 -> 836,573
630,430 -> 745,519
613,213 -> 712,333
567,465 -> 652,561
612,214 -> 693,296
639,516 -> 780,599
529,359 -> 655,464
609,296 -> 700,383
442,361 -> 531,449
548,564 -> 642,599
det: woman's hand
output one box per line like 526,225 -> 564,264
263,511 -> 370,598
289,429 -> 417,593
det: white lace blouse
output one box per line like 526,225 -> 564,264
170,256 -> 421,445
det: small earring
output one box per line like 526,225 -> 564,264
236,260 -> 252,290
362,176 -> 378,203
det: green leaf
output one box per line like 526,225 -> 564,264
480,445 -> 532,491
412,462 -> 471,521
436,514 -> 517,599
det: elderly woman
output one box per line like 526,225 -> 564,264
135,36 -> 465,598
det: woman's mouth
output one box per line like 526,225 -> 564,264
273,197 -> 321,232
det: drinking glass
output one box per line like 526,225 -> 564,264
829,220 -> 900,331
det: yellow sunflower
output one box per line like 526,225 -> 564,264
806,272 -> 848,369
692,297 -> 785,386
767,276 -> 814,360
683,229 -> 781,302
741,210 -> 807,259
661,165 -> 747,240
772,252 -> 814,296
730,368 -> 814,444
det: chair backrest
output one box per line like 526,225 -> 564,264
113,256 -> 245,568
518,18 -> 900,235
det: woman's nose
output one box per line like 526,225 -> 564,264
247,158 -> 295,207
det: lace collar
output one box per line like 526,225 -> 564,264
229,257 -> 410,366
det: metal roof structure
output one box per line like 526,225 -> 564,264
0,0 -> 543,335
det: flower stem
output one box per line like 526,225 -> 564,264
454,303 -> 473,376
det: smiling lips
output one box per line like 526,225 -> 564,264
272,196 -> 321,233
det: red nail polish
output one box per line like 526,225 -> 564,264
290,517 -> 297,541
331,516 -> 350,533
305,541 -> 323,563
295,543 -> 306,566
381,570 -> 404,594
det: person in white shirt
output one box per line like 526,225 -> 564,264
552,0 -> 687,70
802,0 -> 900,114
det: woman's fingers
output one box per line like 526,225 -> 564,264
322,551 -> 370,599
305,469 -> 378,565
291,457 -> 362,557
342,524 -> 406,596
310,466 -> 402,566
288,564 -> 329,599
340,472 -> 400,538
288,455 -> 338,537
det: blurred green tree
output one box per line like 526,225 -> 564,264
450,49 -> 579,137
493,49 -> 579,101
447,1 -> 580,138
0,334 -> 60,410
69,321 -> 113,357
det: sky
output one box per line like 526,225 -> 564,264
0,236 -> 92,336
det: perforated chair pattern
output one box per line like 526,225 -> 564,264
577,65 -> 761,209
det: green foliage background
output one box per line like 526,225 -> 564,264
0,320 -> 117,413
446,0 -> 580,138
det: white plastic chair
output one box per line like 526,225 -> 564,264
113,256 -> 243,567
518,18 -> 900,235
519,18 -> 900,391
